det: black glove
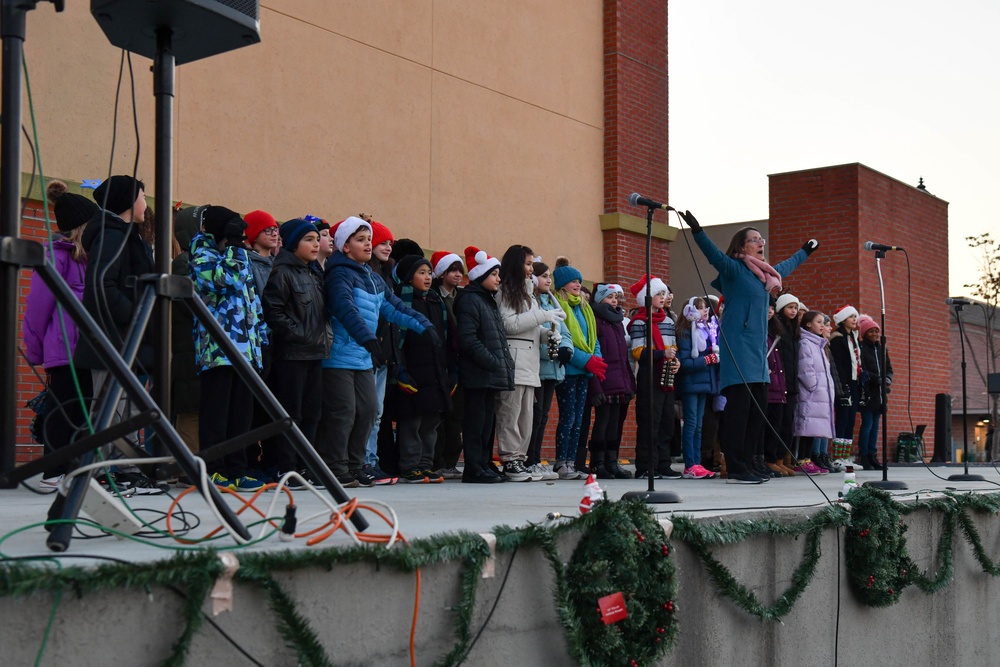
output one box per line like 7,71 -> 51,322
801,239 -> 819,255
591,392 -> 607,408
363,339 -> 383,368
224,219 -> 248,247
421,327 -> 442,347
557,347 -> 573,366
680,210 -> 702,233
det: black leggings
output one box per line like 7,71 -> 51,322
719,382 -> 767,472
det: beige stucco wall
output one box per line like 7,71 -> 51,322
20,1 -> 606,278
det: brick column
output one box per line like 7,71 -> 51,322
601,0 -> 674,288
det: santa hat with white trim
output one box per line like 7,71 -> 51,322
333,216 -> 372,253
431,250 -> 464,278
833,304 -> 859,325
464,246 -> 500,282
629,274 -> 669,306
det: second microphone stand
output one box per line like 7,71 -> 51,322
948,302 -> 984,481
864,249 -> 907,490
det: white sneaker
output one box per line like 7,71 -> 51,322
38,474 -> 64,493
533,463 -> 559,481
525,463 -> 546,482
847,457 -> 865,470
554,461 -> 577,480
566,461 -> 584,480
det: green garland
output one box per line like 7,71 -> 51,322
672,505 -> 849,621
6,489 -> 1000,665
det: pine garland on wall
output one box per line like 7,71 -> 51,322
3,488 -> 1000,665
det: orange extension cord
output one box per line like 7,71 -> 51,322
165,484 -> 422,667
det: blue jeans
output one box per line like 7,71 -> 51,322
681,392 -> 707,469
365,365 -> 388,467
812,437 -> 828,457
858,409 -> 881,456
555,375 -> 588,462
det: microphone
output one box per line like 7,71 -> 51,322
629,193 -> 674,211
864,241 -> 904,252
946,298 -> 974,306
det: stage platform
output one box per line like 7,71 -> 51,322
2,463 -> 1000,666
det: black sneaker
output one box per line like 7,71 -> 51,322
726,471 -> 764,484
96,471 -> 135,495
282,470 -> 327,490
502,460 -> 532,482
335,472 -> 360,489
635,469 -> 662,479
353,468 -> 377,487
490,462 -> 508,481
400,468 -> 429,483
423,469 -> 445,484
658,467 -> 683,479
116,471 -> 167,495
462,468 -> 504,484
365,464 -> 398,486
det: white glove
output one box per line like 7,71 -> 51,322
548,329 -> 562,345
546,308 -> 567,323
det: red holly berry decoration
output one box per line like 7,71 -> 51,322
634,530 -> 645,542
630,660 -> 638,667
859,528 -> 870,537
657,627 -> 665,634
889,589 -> 895,595
666,600 -> 674,612
656,637 -> 662,644
661,544 -> 669,556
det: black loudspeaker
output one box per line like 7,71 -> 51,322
932,393 -> 953,462
91,0 -> 260,65
989,373 -> 1000,395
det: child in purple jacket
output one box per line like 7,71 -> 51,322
22,181 -> 99,491
588,283 -> 635,479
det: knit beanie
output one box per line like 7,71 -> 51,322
370,220 -> 394,248
244,210 -> 277,245
92,175 -> 145,216
202,206 -> 242,242
775,293 -> 799,314
629,274 -> 668,305
47,181 -> 98,233
552,264 -> 583,290
395,255 -> 432,285
279,218 -> 318,252
464,246 -> 501,282
857,314 -> 879,339
833,305 -> 859,325
431,251 -> 463,278
593,283 -> 624,305
390,238 -> 423,262
304,215 -> 330,232
333,216 -> 372,252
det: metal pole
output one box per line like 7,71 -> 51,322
152,26 -> 174,457
0,2 -> 28,487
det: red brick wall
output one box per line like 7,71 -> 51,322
768,164 -> 950,460
595,0 -> 670,460
15,200 -> 52,464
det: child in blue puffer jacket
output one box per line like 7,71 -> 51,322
314,217 -> 432,488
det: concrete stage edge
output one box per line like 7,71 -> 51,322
2,464 -> 999,666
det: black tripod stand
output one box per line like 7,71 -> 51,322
948,300 -> 984,481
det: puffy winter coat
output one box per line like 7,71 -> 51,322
693,230 -> 808,388
189,232 -> 267,372
323,251 -> 429,371
677,325 -> 721,396
455,281 -> 514,391
860,339 -> 894,412
537,292 -> 571,382
794,329 -> 835,438
73,211 -> 154,370
23,238 -> 86,370
393,288 -> 454,417
263,249 -> 331,361
590,302 -> 635,399
498,280 -> 552,388
766,334 -> 787,404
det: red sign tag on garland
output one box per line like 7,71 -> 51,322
597,592 -> 628,625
